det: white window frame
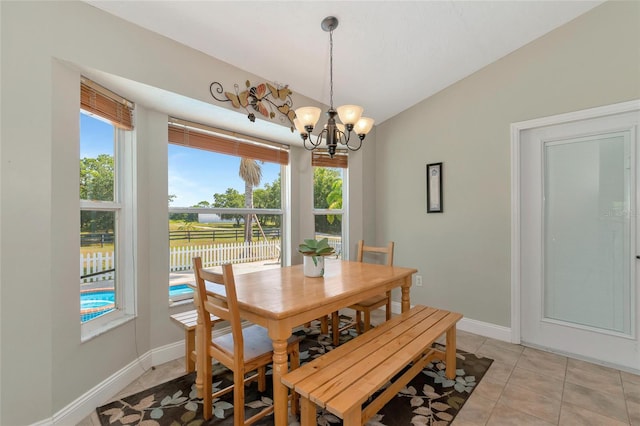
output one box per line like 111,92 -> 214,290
81,117 -> 136,340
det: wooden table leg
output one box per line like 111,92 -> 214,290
271,336 -> 290,426
445,325 -> 457,379
401,276 -> 412,312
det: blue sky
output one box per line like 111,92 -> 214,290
80,113 -> 280,207
168,145 -> 280,207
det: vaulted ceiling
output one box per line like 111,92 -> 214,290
83,1 -> 604,144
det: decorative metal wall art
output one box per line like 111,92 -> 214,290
210,80 -> 296,131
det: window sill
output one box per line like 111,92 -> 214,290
81,313 -> 136,343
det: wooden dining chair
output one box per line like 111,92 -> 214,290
192,257 -> 300,424
330,240 -> 395,344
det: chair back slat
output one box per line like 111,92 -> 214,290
192,257 -> 244,361
357,240 -> 395,266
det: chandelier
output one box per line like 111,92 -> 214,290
294,16 -> 375,158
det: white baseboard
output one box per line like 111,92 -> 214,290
51,352 -> 153,426
391,301 -> 512,343
457,317 -> 512,342
50,324 -> 235,426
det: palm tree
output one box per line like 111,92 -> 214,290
239,158 -> 262,242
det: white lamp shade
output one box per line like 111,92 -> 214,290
295,106 -> 322,128
336,105 -> 364,125
293,118 -> 308,135
354,117 -> 375,135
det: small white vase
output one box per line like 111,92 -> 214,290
303,255 -> 325,277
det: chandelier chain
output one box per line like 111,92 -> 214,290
329,27 -> 334,110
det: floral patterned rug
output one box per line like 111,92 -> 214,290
97,320 -> 493,426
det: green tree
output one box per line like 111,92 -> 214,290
313,168 -> 341,208
239,158 -> 262,241
326,179 -> 343,225
254,174 -> 281,227
212,188 -> 244,226
80,154 -> 114,232
314,167 -> 343,234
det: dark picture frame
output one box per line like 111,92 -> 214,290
426,162 -> 443,213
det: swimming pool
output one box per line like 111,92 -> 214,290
80,284 -> 194,322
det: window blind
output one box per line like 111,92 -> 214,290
168,122 -> 289,165
80,77 -> 134,130
311,150 -> 348,168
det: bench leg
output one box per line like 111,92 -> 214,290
445,325 -> 457,379
185,329 -> 196,373
300,396 -> 318,426
342,406 -> 362,426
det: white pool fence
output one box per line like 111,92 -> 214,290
81,238 -> 342,283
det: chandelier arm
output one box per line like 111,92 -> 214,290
303,137 -> 322,151
339,128 -> 351,145
344,135 -> 363,152
303,129 -> 326,151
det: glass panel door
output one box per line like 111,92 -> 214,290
543,131 -> 632,335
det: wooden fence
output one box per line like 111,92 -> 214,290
169,228 -> 280,242
80,240 -> 281,283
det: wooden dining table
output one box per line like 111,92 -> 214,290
195,258 -> 417,425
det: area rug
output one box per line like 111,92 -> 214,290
97,321 -> 493,426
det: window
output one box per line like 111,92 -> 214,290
312,151 -> 348,259
167,120 -> 288,302
80,79 -> 135,338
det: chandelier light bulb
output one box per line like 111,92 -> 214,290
354,117 -> 375,136
295,106 -> 322,129
293,118 -> 308,135
336,105 -> 364,126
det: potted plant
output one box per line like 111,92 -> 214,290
298,238 -> 335,277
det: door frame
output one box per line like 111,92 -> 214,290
510,99 -> 640,344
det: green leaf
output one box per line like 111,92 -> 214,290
150,407 -> 164,419
448,395 -> 465,409
184,401 -> 199,412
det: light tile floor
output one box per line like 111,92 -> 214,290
79,309 -> 640,426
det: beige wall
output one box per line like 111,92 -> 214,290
375,0 -> 640,327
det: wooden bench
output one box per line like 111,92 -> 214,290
282,305 -> 462,426
170,309 -> 222,373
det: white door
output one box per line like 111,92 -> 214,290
519,108 -> 640,371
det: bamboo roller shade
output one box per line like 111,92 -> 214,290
81,80 -> 134,130
312,150 -> 348,168
168,124 -> 289,165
